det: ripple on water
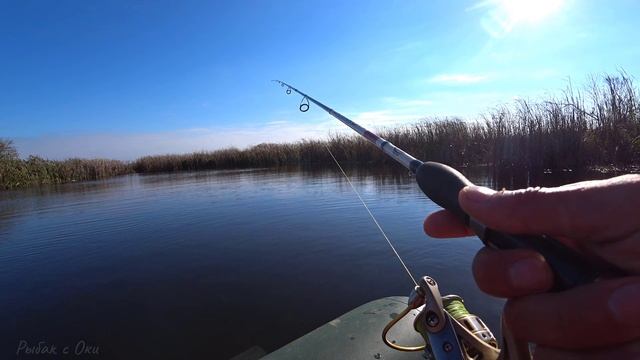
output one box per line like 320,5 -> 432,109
0,168 -> 504,359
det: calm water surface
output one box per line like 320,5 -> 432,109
1,168 -> 505,359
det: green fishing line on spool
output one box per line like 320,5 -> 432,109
443,295 -> 470,321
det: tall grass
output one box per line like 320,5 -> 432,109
2,73 -> 639,189
0,140 -> 131,190
134,74 -> 639,175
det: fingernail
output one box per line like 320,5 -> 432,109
609,283 -> 640,326
509,257 -> 549,291
461,186 -> 496,205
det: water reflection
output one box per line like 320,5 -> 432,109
0,166 -> 623,359
489,166 -> 628,189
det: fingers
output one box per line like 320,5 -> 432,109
423,210 -> 473,238
503,276 -> 640,349
458,174 -> 640,242
472,248 -> 553,297
534,341 -> 640,360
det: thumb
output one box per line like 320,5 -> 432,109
457,175 -> 640,242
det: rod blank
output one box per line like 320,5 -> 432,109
273,80 -> 423,173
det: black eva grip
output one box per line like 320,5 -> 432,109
415,161 -> 610,290
415,162 -> 472,222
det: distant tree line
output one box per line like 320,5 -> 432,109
2,73 -> 639,190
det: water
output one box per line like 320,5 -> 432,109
0,167 -> 505,359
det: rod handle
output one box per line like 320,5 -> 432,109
414,161 -> 615,291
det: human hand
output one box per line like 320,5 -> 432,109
423,174 -> 640,359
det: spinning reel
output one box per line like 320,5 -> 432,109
383,276 -> 501,360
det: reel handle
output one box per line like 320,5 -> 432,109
414,161 -> 624,291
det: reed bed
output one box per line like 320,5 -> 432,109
0,140 -> 131,190
134,73 -> 640,175
2,73 -> 639,189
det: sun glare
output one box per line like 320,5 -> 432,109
501,0 -> 564,25
475,0 -> 565,36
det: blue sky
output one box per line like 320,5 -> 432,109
2,0 -> 639,159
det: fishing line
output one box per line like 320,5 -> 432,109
276,79 -> 620,293
324,144 -> 418,287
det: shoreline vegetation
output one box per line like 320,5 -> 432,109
2,73 -> 639,190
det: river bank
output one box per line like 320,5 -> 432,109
2,73 -> 639,190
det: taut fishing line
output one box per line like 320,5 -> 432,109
324,144 -> 418,287
275,81 -> 418,285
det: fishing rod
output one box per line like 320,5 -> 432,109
274,80 -> 625,292
275,80 -> 501,360
273,80 -> 631,360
